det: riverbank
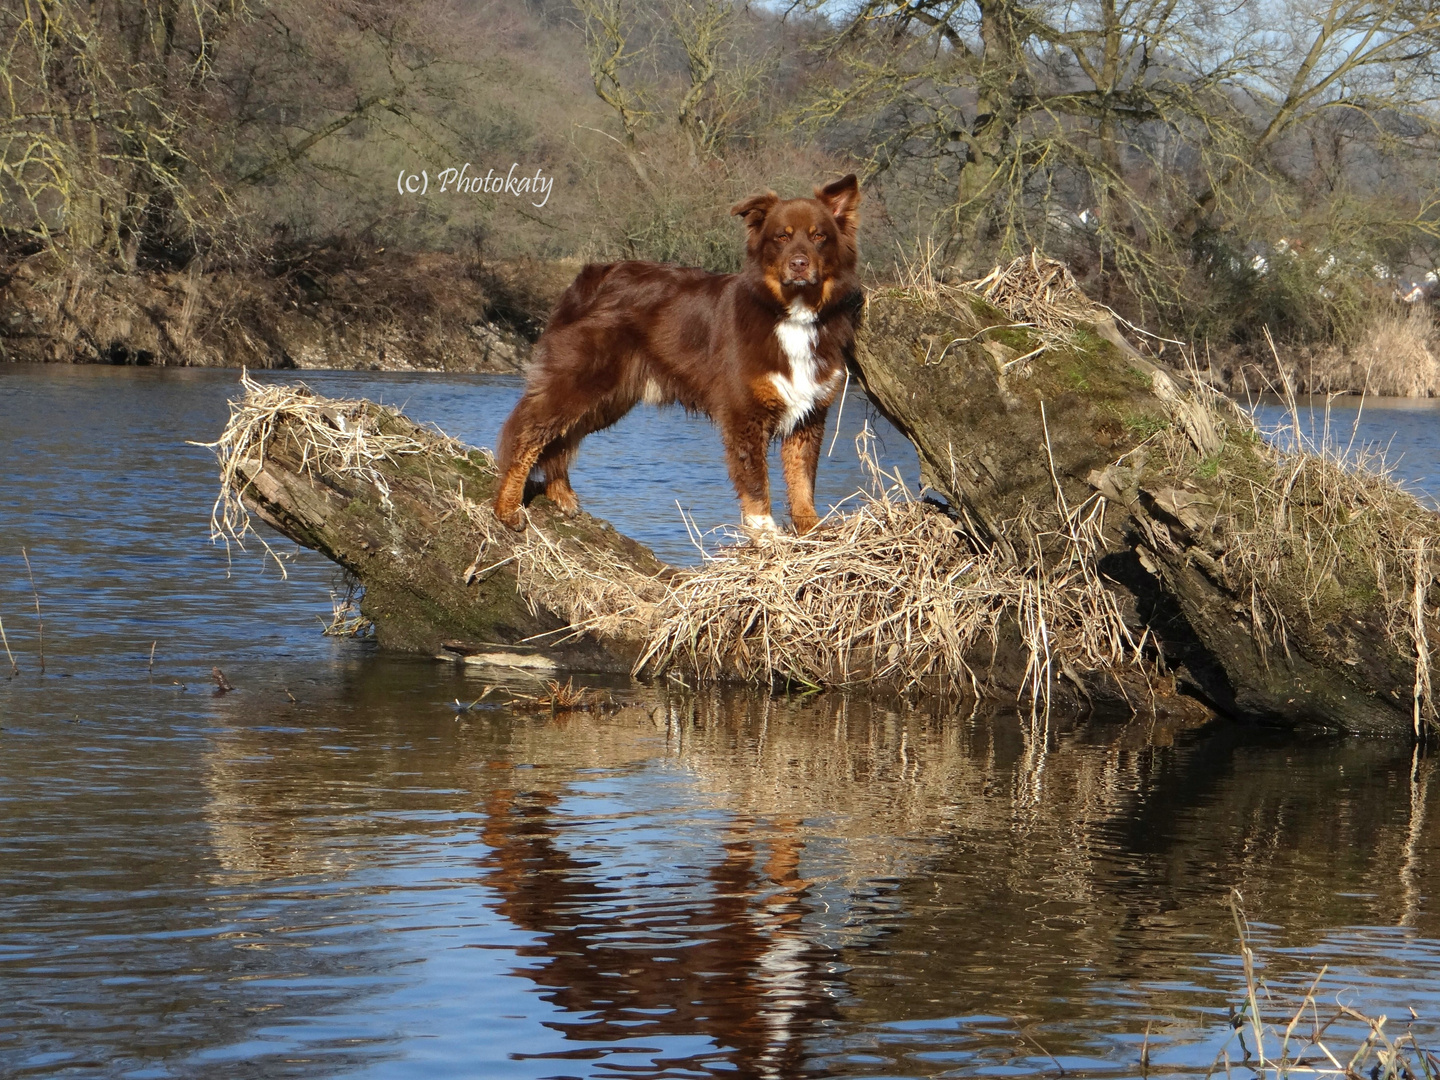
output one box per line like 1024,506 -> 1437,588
0,245 -> 576,372
1202,303 -> 1440,398
7,247 -> 1438,395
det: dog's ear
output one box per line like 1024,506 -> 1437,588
815,174 -> 861,236
731,190 -> 779,234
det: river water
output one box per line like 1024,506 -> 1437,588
4,365 -> 1440,1079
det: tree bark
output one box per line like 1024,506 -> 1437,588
230,401 -> 669,672
852,284 -> 1434,735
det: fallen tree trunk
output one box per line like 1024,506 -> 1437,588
204,254 -> 1440,736
206,375 -> 670,671
205,376 -> 1141,708
852,256 -> 1440,736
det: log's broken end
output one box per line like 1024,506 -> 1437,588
204,375 -> 667,672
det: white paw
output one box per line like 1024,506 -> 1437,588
743,513 -> 778,532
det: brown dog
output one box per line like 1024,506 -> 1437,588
493,175 -> 862,534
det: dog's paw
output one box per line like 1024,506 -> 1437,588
743,513 -> 779,533
742,513 -> 782,545
549,490 -> 580,517
497,506 -> 528,532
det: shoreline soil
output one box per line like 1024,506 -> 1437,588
0,247 -> 577,373
6,251 -> 1437,396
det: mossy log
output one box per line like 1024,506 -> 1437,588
211,379 -> 1120,706
853,279 -> 1440,736
212,256 -> 1440,735
224,394 -> 668,670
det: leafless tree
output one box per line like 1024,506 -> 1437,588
807,0 -> 1440,332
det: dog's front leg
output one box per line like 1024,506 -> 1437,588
780,411 -> 827,534
722,417 -> 776,532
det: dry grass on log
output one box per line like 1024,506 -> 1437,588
966,249 -> 1096,331
638,437 -> 1152,705
199,372 -> 669,639
1143,358 -> 1440,733
199,273 -> 1440,726
448,493 -> 669,646
199,370 -> 469,572
899,252 -> 1440,731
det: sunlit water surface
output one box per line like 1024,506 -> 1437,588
5,366 -> 1440,1078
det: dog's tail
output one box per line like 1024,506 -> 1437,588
546,262 -> 617,331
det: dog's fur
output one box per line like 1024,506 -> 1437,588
493,174 -> 863,534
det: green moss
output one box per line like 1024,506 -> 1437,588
1065,364 -> 1092,392
968,294 -> 1008,323
1033,329 -> 1151,405
989,326 -> 1036,352
1122,410 -> 1170,438
1195,454 -> 1222,479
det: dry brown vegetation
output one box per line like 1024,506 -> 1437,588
636,434 -> 1151,711
4,0 -> 1438,377
1141,371 -> 1440,733
1251,305 -> 1440,398
1223,889 -> 1440,1078
190,247 -> 1440,736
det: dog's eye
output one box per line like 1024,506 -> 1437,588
812,232 -> 827,245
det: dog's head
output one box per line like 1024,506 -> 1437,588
731,175 -> 860,305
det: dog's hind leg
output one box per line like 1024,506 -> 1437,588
780,411 -> 827,534
494,393 -> 562,530
532,389 -> 640,518
495,385 -> 635,530
536,430 -> 583,516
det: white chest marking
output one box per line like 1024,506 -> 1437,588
770,302 -> 835,435
641,378 -> 667,405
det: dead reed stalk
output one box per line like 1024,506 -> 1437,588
1218,889 -> 1439,1079
320,573 -> 374,638
21,548 -> 43,674
0,613 -> 16,677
